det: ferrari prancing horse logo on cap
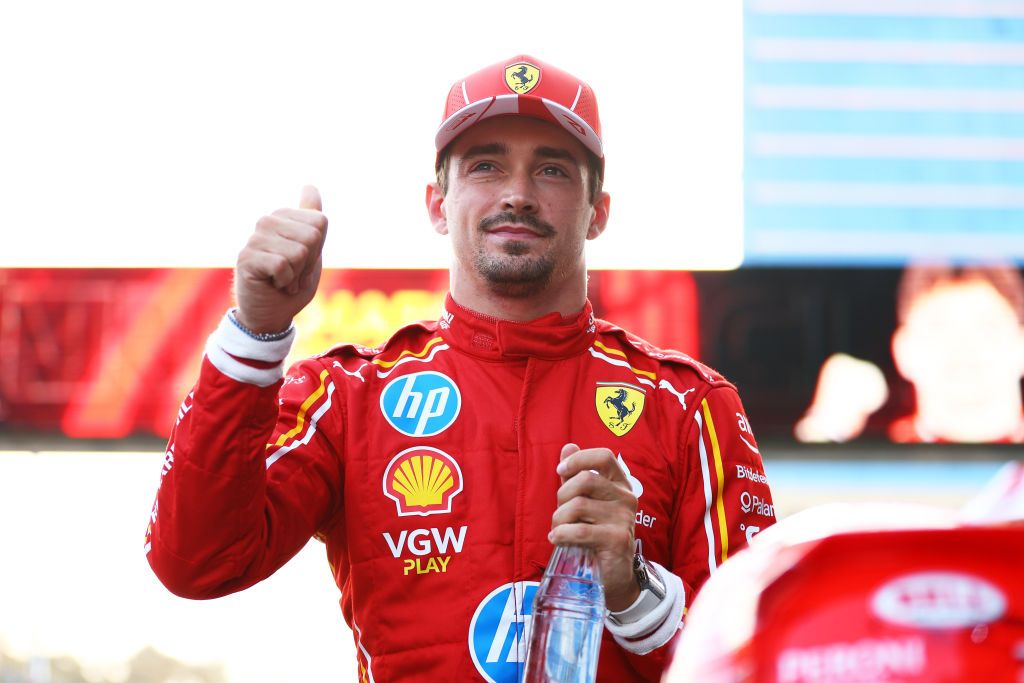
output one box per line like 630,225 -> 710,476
505,62 -> 540,95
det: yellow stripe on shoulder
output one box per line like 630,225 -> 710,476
271,369 -> 331,448
593,340 -> 657,381
372,337 -> 444,368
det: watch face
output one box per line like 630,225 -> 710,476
638,558 -> 667,599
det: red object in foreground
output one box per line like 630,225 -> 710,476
667,506 -> 1024,683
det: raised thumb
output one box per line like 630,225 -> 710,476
299,185 -> 322,211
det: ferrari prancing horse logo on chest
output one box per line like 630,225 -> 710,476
596,382 -> 646,436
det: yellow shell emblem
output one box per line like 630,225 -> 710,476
383,447 -> 464,517
505,62 -> 541,94
596,382 -> 646,436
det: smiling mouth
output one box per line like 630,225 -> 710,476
479,212 -> 556,238
487,225 -> 543,238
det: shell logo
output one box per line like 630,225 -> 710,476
383,446 -> 464,517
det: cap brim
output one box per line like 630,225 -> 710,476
435,94 -> 603,159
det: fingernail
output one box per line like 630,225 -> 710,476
556,462 -> 568,476
547,531 -> 555,542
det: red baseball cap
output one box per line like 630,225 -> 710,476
435,55 -> 603,160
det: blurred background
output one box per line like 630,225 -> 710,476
2,1 -> 1022,681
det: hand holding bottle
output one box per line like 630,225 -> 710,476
549,443 -> 640,612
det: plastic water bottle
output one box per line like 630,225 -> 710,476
523,544 -> 606,682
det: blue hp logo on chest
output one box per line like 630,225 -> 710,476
469,581 -> 539,683
380,371 -> 461,437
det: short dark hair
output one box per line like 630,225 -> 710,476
897,263 -> 1024,324
434,144 -> 605,204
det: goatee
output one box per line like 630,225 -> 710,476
475,212 -> 557,298
475,248 -> 555,298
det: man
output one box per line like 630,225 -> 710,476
888,264 -> 1024,443
795,263 -> 1024,444
145,55 -> 774,682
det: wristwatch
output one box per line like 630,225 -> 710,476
607,551 -> 667,626
632,551 -> 667,600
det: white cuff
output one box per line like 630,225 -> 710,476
204,311 -> 296,387
605,562 -> 686,655
216,310 -> 295,362
608,584 -> 663,626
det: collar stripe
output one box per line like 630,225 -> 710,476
372,337 -> 444,368
593,341 -> 657,380
375,343 -> 450,379
585,350 -> 655,387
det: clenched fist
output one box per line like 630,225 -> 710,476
235,186 -> 328,333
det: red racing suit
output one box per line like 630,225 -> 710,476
145,295 -> 776,682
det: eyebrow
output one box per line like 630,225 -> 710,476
460,143 -> 579,164
534,146 -> 578,163
462,143 -> 509,158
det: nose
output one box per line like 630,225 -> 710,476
500,173 -> 538,214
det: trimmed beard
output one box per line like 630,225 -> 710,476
474,241 -> 555,298
475,212 -> 557,298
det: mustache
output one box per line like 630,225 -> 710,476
479,212 -> 556,237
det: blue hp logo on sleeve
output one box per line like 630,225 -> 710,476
469,581 -> 539,683
380,371 -> 461,437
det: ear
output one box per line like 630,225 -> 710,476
426,182 -> 448,235
586,191 -> 611,241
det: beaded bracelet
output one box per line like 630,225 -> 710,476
227,308 -> 294,342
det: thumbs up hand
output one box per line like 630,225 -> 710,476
234,185 -> 329,333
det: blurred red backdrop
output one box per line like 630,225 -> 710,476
0,268 -> 698,438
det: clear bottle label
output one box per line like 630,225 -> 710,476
523,546 -> 606,683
